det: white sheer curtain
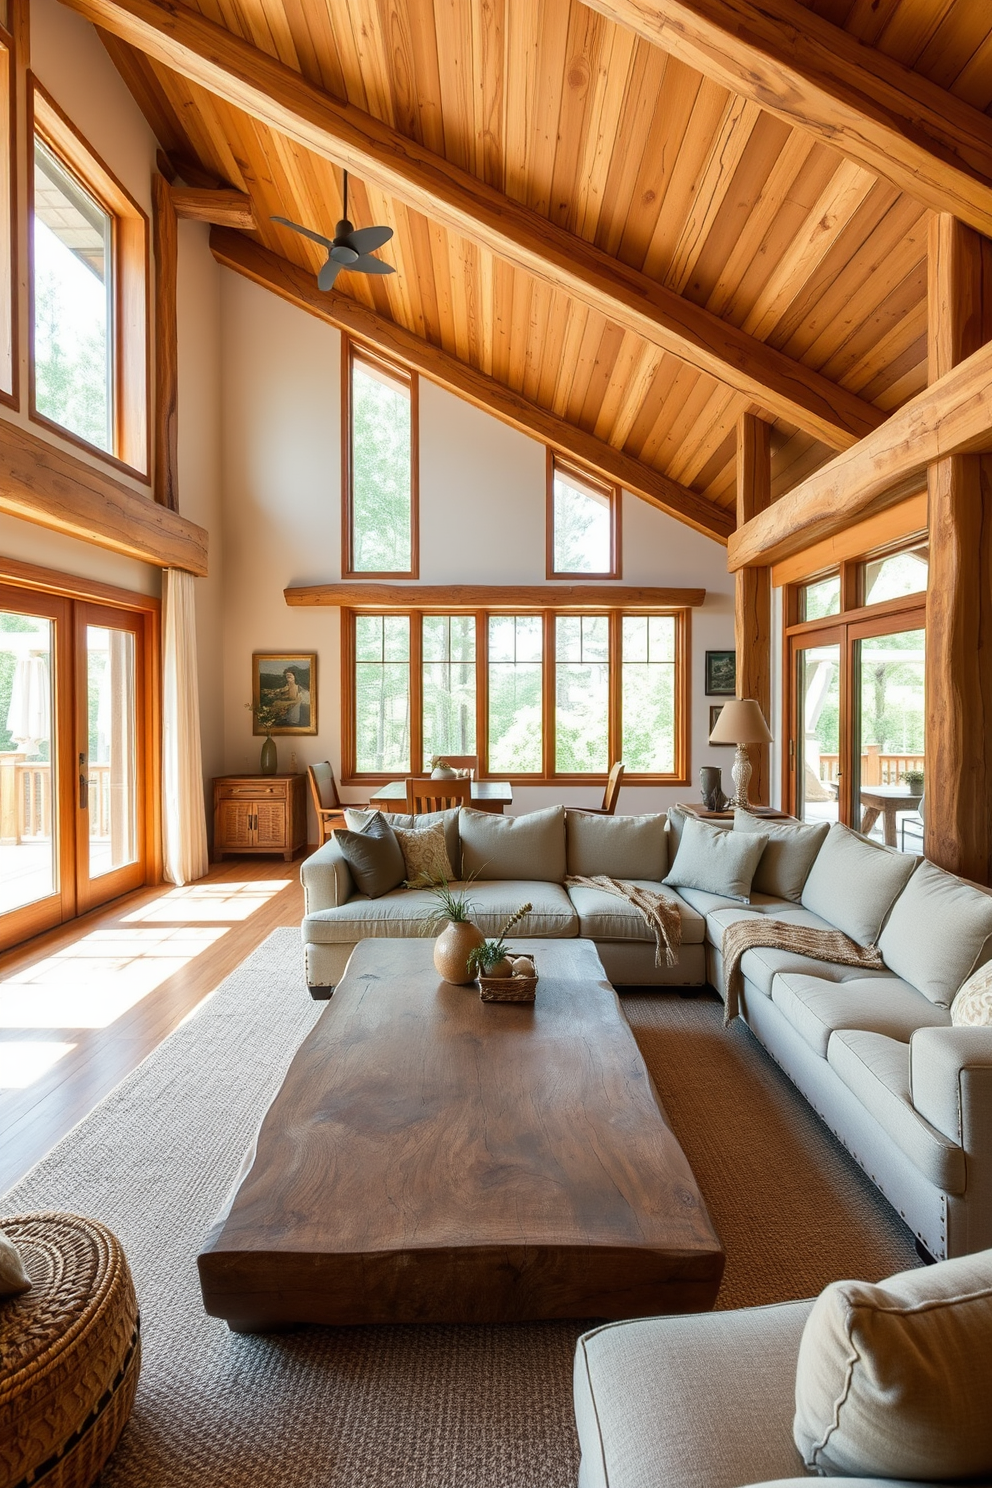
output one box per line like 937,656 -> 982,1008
161,568 -> 208,885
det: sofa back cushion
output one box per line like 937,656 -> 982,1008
801,822 -> 916,945
878,859 -> 992,1007
566,811 -> 667,881
733,812 -> 828,902
459,805 -> 566,882
663,814 -> 767,903
793,1249 -> 992,1480
346,807 -> 461,879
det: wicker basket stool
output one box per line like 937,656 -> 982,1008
0,1213 -> 140,1488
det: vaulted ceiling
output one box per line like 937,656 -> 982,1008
64,0 -> 992,542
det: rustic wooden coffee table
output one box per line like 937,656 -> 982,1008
198,938 -> 724,1328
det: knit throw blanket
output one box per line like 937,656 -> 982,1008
565,876 -> 682,967
721,919 -> 885,1026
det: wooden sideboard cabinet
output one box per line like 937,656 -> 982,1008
213,774 -> 308,862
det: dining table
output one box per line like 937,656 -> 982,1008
367,779 -> 513,814
859,784 -> 923,847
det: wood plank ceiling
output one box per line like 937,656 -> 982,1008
93,0 -> 992,534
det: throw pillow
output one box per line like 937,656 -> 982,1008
345,807 -> 461,878
801,822 -> 916,946
332,811 -> 406,898
566,811 -> 668,881
393,819 -> 454,887
733,811 -> 828,902
878,859 -> 992,1008
459,805 -> 566,882
0,1228 -> 31,1297
663,815 -> 768,903
951,959 -> 992,1026
793,1249 -> 992,1480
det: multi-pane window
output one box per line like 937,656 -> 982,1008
33,137 -> 113,452
344,608 -> 687,781
548,455 -> 619,578
422,615 -> 476,770
345,344 -> 417,576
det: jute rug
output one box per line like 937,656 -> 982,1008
3,930 -> 918,1487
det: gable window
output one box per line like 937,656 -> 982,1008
344,341 -> 418,577
547,453 -> 619,579
343,606 -> 688,783
29,85 -> 148,475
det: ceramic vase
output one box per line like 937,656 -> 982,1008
699,765 -> 727,811
434,919 -> 485,985
260,735 -> 278,775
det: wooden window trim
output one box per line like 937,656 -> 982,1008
0,16 -> 17,411
342,605 -> 689,786
28,77 -> 150,481
342,337 -> 419,580
546,449 -> 621,581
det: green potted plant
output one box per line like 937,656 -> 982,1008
245,699 -> 282,774
467,903 -> 533,981
901,768 -> 925,794
428,879 -> 485,985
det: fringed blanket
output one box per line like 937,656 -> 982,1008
565,876 -> 682,967
721,919 -> 885,1025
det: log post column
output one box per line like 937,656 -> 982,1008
925,215 -> 992,883
734,414 -> 772,804
152,172 -> 179,511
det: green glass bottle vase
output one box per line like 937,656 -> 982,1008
260,735 -> 278,775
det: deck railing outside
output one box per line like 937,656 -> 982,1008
0,756 -> 111,844
816,748 -> 924,786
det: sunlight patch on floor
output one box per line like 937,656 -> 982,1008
0,1040 -> 75,1089
121,880 -> 292,924
0,927 -> 229,1029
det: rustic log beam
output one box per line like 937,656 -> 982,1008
285,583 -> 706,609
727,338 -> 992,570
734,414 -> 771,803
584,0 -> 992,239
0,416 -> 208,573
152,172 -> 179,511
67,0 -> 882,450
924,215 -> 992,885
171,185 -> 255,229
211,228 -> 734,542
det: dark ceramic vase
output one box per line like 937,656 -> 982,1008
699,765 -> 727,811
260,735 -> 278,775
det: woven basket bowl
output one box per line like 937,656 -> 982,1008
477,972 -> 538,1002
0,1213 -> 141,1488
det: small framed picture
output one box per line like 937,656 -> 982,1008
252,653 -> 317,735
705,650 -> 736,696
709,704 -> 733,742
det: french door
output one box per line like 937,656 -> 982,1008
0,585 -> 151,951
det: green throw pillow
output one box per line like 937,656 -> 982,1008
333,811 -> 406,898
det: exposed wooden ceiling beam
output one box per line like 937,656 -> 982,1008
727,337 -> 992,570
65,0 -> 881,452
0,415 -> 208,574
583,0 -> 992,240
211,228 -> 735,544
171,185 -> 255,229
285,582 -> 706,609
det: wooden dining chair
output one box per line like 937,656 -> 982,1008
571,761 -> 625,816
405,777 -> 473,814
307,761 -> 359,844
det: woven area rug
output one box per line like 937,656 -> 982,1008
3,929 -> 918,1487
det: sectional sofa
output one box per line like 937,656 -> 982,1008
299,803 -> 992,1260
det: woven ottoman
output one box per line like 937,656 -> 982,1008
0,1213 -> 140,1488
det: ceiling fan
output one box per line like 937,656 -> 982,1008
271,170 -> 395,291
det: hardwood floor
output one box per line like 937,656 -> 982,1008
0,854 -> 309,1196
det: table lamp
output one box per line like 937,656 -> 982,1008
708,698 -> 773,810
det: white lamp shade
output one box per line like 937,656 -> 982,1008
709,698 -> 773,746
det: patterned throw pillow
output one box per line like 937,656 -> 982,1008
951,960 -> 992,1026
394,820 -> 455,888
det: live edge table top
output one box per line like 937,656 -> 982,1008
197,938 -> 724,1328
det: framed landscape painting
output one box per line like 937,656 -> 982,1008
252,653 -> 317,735
709,704 -> 734,742
705,650 -> 736,696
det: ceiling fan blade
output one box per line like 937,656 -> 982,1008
318,256 -> 344,292
271,215 -> 333,249
345,224 -> 393,254
351,255 -> 396,276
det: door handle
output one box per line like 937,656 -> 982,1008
79,753 -> 88,810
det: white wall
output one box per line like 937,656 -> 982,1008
220,271 -> 738,831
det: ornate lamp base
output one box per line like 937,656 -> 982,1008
730,743 -> 753,810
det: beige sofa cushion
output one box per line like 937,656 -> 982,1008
771,972 -> 948,1058
664,815 -> 767,903
878,859 -> 992,1008
302,880 -> 578,943
566,811 -> 667,880
801,822 -> 916,945
459,805 -> 566,881
392,819 -> 454,886
794,1249 -> 992,1479
733,812 -> 828,902
566,881 -> 705,945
